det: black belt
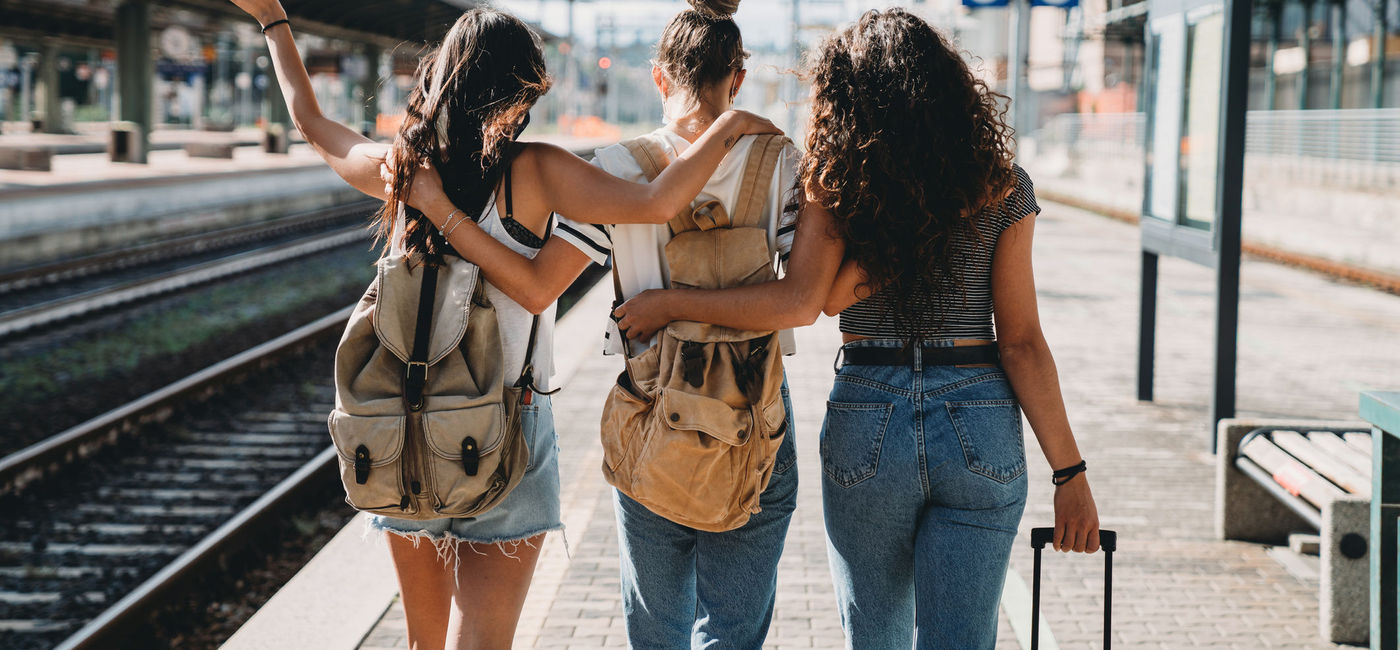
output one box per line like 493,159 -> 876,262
841,344 -> 1000,367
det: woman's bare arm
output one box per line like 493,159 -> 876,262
990,213 -> 1100,554
231,0 -> 387,199
611,202 -> 846,338
527,111 -> 778,225
821,258 -> 873,316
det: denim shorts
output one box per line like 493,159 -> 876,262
369,395 -> 563,551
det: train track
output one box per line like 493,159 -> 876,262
0,201 -> 376,336
0,263 -> 606,650
0,308 -> 352,650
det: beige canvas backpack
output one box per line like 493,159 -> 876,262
600,133 -> 791,532
327,167 -> 545,520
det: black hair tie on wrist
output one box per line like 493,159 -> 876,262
1051,460 -> 1087,486
261,18 -> 290,34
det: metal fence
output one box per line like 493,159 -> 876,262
1031,108 -> 1400,190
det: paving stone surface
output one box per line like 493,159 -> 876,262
359,199 -> 1398,649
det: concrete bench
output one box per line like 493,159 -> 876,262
0,146 -> 53,171
1216,418 -> 1372,645
183,141 -> 237,159
109,121 -> 146,163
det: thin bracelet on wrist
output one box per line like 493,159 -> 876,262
261,18 -> 290,34
438,209 -> 466,237
1051,460 -> 1086,486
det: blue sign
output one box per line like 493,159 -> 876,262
962,0 -> 1010,7
1030,0 -> 1079,7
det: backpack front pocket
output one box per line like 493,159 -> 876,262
328,410 -> 409,512
632,388 -> 755,525
421,403 -> 512,516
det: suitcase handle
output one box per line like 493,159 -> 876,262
1029,527 -> 1116,650
1031,526 -> 1116,552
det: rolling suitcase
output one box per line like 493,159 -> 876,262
1029,527 -> 1118,650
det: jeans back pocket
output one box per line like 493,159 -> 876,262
820,401 -> 893,488
945,399 -> 1026,484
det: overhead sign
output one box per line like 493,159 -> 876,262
1030,0 -> 1079,6
962,0 -> 1011,8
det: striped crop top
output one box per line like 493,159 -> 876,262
838,165 -> 1041,340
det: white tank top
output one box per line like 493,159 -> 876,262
390,196 -> 555,392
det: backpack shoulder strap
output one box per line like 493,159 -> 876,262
623,137 -> 671,182
623,136 -> 719,236
731,134 -> 791,229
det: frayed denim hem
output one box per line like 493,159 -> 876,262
362,518 -> 567,572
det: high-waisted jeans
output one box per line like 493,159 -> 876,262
822,339 -> 1028,649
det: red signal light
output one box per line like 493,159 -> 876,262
598,56 -> 612,70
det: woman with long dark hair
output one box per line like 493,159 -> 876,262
374,0 -> 803,645
227,1 -> 779,647
614,9 -> 1101,648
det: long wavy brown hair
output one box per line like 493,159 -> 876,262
802,9 -> 1016,335
376,9 -> 551,265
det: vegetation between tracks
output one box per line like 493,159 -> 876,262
0,250 -> 376,457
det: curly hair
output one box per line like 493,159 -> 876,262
376,9 -> 551,266
802,9 -> 1016,337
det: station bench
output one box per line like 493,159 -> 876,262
1216,418 -> 1372,645
0,146 -> 53,171
183,141 -> 238,159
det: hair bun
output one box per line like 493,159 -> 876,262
686,0 -> 739,19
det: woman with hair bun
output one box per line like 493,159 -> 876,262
616,9 -> 1101,648
393,0 -> 802,645
227,0 -> 779,647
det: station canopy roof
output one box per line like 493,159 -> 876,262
0,0 -> 557,49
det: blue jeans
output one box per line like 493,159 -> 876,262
614,382 -> 799,650
823,339 -> 1028,649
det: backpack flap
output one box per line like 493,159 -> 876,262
665,228 -> 775,291
665,320 -> 772,344
658,388 -> 754,447
372,255 -> 480,367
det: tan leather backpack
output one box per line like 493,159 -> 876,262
600,134 -> 791,532
327,167 -> 546,520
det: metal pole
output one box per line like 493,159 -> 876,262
41,39 -> 62,133
360,44 -> 380,137
1330,0 -> 1346,109
1373,0 -> 1388,108
1265,1 -> 1280,110
1138,251 -> 1158,401
789,0 -> 801,135
1299,0 -> 1314,109
115,0 -> 152,162
1211,0 -> 1252,447
1008,0 -> 1032,140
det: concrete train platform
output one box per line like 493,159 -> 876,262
223,198 -> 1400,649
0,135 -> 613,268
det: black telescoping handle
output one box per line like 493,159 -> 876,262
1030,527 -> 1116,650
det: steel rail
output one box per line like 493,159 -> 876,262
0,306 -> 353,495
0,229 -> 367,339
0,200 -> 375,294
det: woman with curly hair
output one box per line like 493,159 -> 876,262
615,9 -> 1101,647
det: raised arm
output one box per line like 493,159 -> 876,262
531,111 -> 780,225
230,0 -> 387,199
611,201 -> 846,338
990,213 -> 1100,554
